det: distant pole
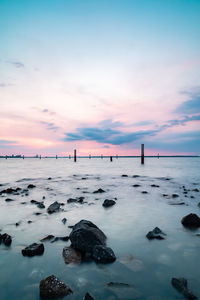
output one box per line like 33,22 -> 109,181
101,154 -> 103,159
74,149 -> 77,162
5,155 -> 7,160
56,155 -> 57,159
110,156 -> 113,162
116,154 -> 118,159
141,144 -> 144,164
157,153 -> 159,159
89,154 -> 91,159
69,155 -> 71,159
40,155 -> 41,159
23,155 -> 24,159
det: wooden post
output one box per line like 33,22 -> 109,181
141,144 -> 144,164
23,155 -> 24,159
69,155 -> 71,159
101,154 -> 103,159
40,155 -> 41,159
89,154 -> 91,159
116,154 -> 118,159
56,155 -> 57,159
110,156 -> 113,162
5,155 -> 7,159
74,149 -> 77,162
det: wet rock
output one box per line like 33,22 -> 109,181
21,201 -> 27,204
132,184 -> 140,187
121,174 -> 128,177
172,194 -> 179,198
93,188 -> 105,194
84,292 -> 95,300
27,220 -> 32,224
93,245 -> 116,263
40,275 -> 73,298
5,198 -> 14,202
69,220 -> 106,254
102,199 -> 116,207
63,246 -> 82,264
1,233 -> 12,246
27,184 -> 36,189
193,188 -> 199,192
62,218 -> 67,224
30,200 -> 38,204
34,212 -> 42,216
47,201 -> 61,214
146,227 -> 166,240
16,222 -> 21,226
169,202 -> 185,205
191,196 -> 195,199
22,243 -> 44,256
47,177 -> 52,180
132,175 -> 140,178
40,235 -> 55,242
67,197 -> 84,204
37,202 -> 45,209
141,191 -> 148,194
51,236 -> 69,243
151,184 -> 159,188
181,213 -> 200,228
163,194 -> 169,197
0,187 -> 21,195
171,277 -> 197,299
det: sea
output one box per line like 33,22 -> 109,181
0,157 -> 199,300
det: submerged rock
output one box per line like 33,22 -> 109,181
121,174 -> 128,177
37,202 -> 45,209
93,188 -> 105,194
62,218 -> 67,224
151,184 -> 159,188
92,245 -> 116,263
47,201 -> 61,214
67,197 -> 84,204
40,275 -> 73,298
171,277 -> 197,299
193,188 -> 199,192
40,235 -> 55,242
146,227 -> 166,240
102,199 -> 116,207
181,213 -> 200,228
106,282 -> 141,299
69,220 -> 106,254
172,194 -> 179,198
62,246 -> 82,264
22,243 -> 44,256
5,198 -> 15,202
84,292 -> 95,300
51,236 -> 69,243
132,184 -> 140,187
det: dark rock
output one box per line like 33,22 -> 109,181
37,202 -> 45,209
63,246 -> 82,264
22,243 -> 44,256
81,177 -> 87,180
0,187 -> 21,195
141,191 -> 148,194
40,235 -> 55,242
106,282 -> 141,299
47,177 -> 52,180
42,196 -> 45,199
21,201 -> 27,204
121,175 -> 128,177
172,194 -> 179,198
30,200 -> 38,204
67,197 -> 84,204
27,220 -> 32,224
16,222 -> 21,226
191,196 -> 195,199
62,218 -> 67,224
146,227 -> 166,240
93,245 -> 116,263
193,188 -> 199,192
132,175 -> 140,178
151,184 -> 159,188
51,236 -> 69,243
5,198 -> 14,202
181,213 -> 200,228
102,199 -> 116,207
132,184 -> 140,187
93,188 -> 105,194
1,233 -> 12,246
34,212 -> 42,216
69,220 -> 106,254
40,275 -> 73,298
84,292 -> 95,300
169,202 -> 185,205
27,184 -> 36,189
171,277 -> 197,300
198,202 -> 200,207
47,201 -> 61,214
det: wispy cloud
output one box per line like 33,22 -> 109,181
6,60 -> 25,68
40,121 -> 60,131
175,88 -> 200,114
0,139 -> 17,147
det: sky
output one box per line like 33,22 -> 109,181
0,0 -> 200,156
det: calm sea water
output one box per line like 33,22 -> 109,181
0,157 -> 199,300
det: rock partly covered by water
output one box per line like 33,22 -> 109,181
93,188 -> 105,194
67,197 -> 84,204
40,275 -> 73,298
84,292 -> 95,300
27,184 -> 36,189
47,201 -> 61,214
62,246 -> 82,264
146,227 -> 166,240
93,245 -> 116,263
171,277 -> 197,299
22,243 -> 44,256
102,199 -> 116,207
0,233 -> 12,246
0,187 -> 21,195
69,220 -> 106,254
181,213 -> 200,228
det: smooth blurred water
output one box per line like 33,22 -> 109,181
0,157 -> 199,300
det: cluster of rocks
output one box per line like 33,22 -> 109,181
30,199 -> 45,209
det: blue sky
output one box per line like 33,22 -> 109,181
0,0 -> 200,155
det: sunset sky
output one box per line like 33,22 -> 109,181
0,0 -> 200,156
